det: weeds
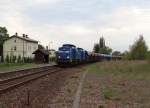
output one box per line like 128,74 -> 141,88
98,105 -> 105,108
102,87 -> 121,101
0,103 -> 5,108
86,61 -> 150,107
87,61 -> 150,80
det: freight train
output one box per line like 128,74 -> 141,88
56,44 -> 121,65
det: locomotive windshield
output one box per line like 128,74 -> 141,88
59,47 -> 70,51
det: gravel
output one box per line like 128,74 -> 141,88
0,67 -> 83,108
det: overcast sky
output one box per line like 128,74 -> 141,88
0,0 -> 150,52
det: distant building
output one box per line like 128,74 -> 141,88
3,33 -> 38,61
49,49 -> 56,58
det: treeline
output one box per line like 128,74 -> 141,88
93,37 -> 121,56
123,35 -> 149,60
94,35 -> 150,60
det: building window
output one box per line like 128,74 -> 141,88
14,40 -> 16,43
14,46 -> 17,51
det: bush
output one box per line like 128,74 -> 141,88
29,58 -> 33,63
12,56 -> 16,63
17,55 -> 22,63
23,57 -> 33,63
1,56 -> 4,62
23,57 -> 27,63
102,87 -> 120,100
98,105 -> 105,108
5,54 -> 10,63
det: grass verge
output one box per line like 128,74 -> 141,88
0,63 -> 47,72
85,61 -> 150,107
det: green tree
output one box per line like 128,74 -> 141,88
99,46 -> 112,55
99,37 -> 112,54
93,43 -> 100,53
130,35 -> 148,60
146,51 -> 150,60
0,27 -> 9,62
122,51 -> 131,60
93,37 -> 112,54
99,37 -> 105,48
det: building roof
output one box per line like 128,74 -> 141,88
5,35 -> 38,43
49,49 -> 55,51
63,44 -> 76,47
33,49 -> 49,55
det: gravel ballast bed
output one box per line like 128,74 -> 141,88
0,67 -> 83,108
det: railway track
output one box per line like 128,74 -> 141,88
0,66 -> 62,94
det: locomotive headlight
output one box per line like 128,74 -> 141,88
58,56 -> 61,58
67,56 -> 70,59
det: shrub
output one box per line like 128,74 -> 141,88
29,58 -> 33,63
23,57 -> 27,63
102,87 -> 120,100
98,105 -> 105,108
23,57 -> 33,63
12,56 -> 16,63
17,55 -> 22,63
5,54 -> 10,63
1,56 -> 4,62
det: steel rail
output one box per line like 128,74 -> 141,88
0,67 -> 62,94
0,67 -> 58,84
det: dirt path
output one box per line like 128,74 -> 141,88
79,72 -> 103,108
72,71 -> 87,108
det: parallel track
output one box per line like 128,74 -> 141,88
0,66 -> 62,94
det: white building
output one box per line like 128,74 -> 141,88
3,33 -> 38,60
49,49 -> 56,58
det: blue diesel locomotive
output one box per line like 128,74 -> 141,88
56,44 -> 77,64
56,44 -> 113,65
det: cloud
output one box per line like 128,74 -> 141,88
1,1 -> 150,52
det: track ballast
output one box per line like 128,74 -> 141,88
0,65 -> 62,94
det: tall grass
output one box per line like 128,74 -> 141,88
87,61 -> 150,80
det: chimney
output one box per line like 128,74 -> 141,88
26,35 -> 28,38
23,34 -> 25,38
46,46 -> 48,51
15,32 -> 18,36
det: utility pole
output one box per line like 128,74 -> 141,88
23,34 -> 25,63
49,41 -> 53,50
